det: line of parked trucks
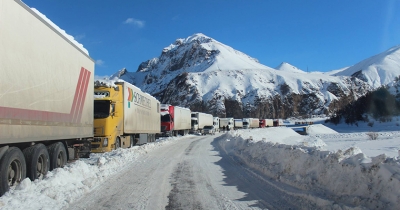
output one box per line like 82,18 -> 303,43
0,0 -> 285,196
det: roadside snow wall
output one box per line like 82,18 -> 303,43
218,131 -> 400,209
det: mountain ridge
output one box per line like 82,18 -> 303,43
109,33 -> 399,118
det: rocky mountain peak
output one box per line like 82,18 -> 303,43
109,34 -> 400,118
275,62 -> 305,73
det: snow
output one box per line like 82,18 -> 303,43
275,62 -> 306,73
1,119 -> 400,209
30,7 -> 89,56
334,45 -> 400,88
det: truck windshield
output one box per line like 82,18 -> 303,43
94,100 -> 111,119
161,114 -> 172,122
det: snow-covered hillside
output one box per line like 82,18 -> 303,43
109,33 -> 399,118
334,45 -> 400,88
275,62 -> 306,73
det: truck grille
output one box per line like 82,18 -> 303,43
94,127 -> 104,135
93,137 -> 102,142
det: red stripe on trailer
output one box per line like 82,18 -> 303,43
0,67 -> 90,124
75,68 -> 91,123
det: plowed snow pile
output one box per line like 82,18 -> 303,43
218,127 -> 400,209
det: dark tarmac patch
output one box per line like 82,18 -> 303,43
166,161 -> 204,210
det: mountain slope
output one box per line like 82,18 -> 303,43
334,45 -> 400,88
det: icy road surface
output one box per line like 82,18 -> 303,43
67,133 -> 316,210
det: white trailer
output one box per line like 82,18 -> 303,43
249,118 -> 260,128
243,118 -> 259,129
213,117 -> 220,132
172,106 -> 191,134
265,119 -> 274,127
122,82 -> 160,136
0,0 -> 94,195
234,119 -> 243,129
219,118 -> 234,131
191,112 -> 213,134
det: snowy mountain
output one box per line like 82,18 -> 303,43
275,62 -> 306,73
334,45 -> 400,88
109,33 -> 400,118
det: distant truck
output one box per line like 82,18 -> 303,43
259,119 -> 274,128
191,112 -> 213,134
219,118 -> 234,131
234,119 -> 244,129
160,104 -> 191,136
243,118 -> 259,129
213,117 -> 220,132
92,81 -> 160,152
273,119 -> 285,127
0,0 -> 94,196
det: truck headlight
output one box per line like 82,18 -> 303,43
103,138 -> 108,147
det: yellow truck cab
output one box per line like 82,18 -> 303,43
92,81 -> 160,152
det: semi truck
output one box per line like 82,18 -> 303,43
0,0 -> 94,196
243,118 -> 259,129
191,112 -> 213,134
234,119 -> 243,129
160,104 -> 191,136
92,81 -> 160,152
219,118 -> 234,131
259,119 -> 274,128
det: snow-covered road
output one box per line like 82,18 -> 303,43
67,133 -> 318,209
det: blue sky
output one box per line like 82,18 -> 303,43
23,0 -> 400,77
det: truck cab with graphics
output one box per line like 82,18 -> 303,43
92,81 -> 160,152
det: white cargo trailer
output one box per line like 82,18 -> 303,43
0,0 -> 94,195
243,118 -> 259,129
219,118 -> 234,131
191,112 -> 213,134
234,119 -> 243,129
173,106 -> 191,132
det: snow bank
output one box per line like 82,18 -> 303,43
0,136 -> 184,210
218,130 -> 400,209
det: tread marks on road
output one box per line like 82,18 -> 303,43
184,138 -> 203,155
166,160 -> 204,210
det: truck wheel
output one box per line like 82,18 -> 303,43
23,144 -> 49,181
115,137 -> 121,149
47,142 -> 67,170
0,147 -> 26,196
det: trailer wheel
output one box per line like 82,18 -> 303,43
47,142 -> 67,170
115,137 -> 121,149
23,144 -> 49,181
0,147 -> 26,196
